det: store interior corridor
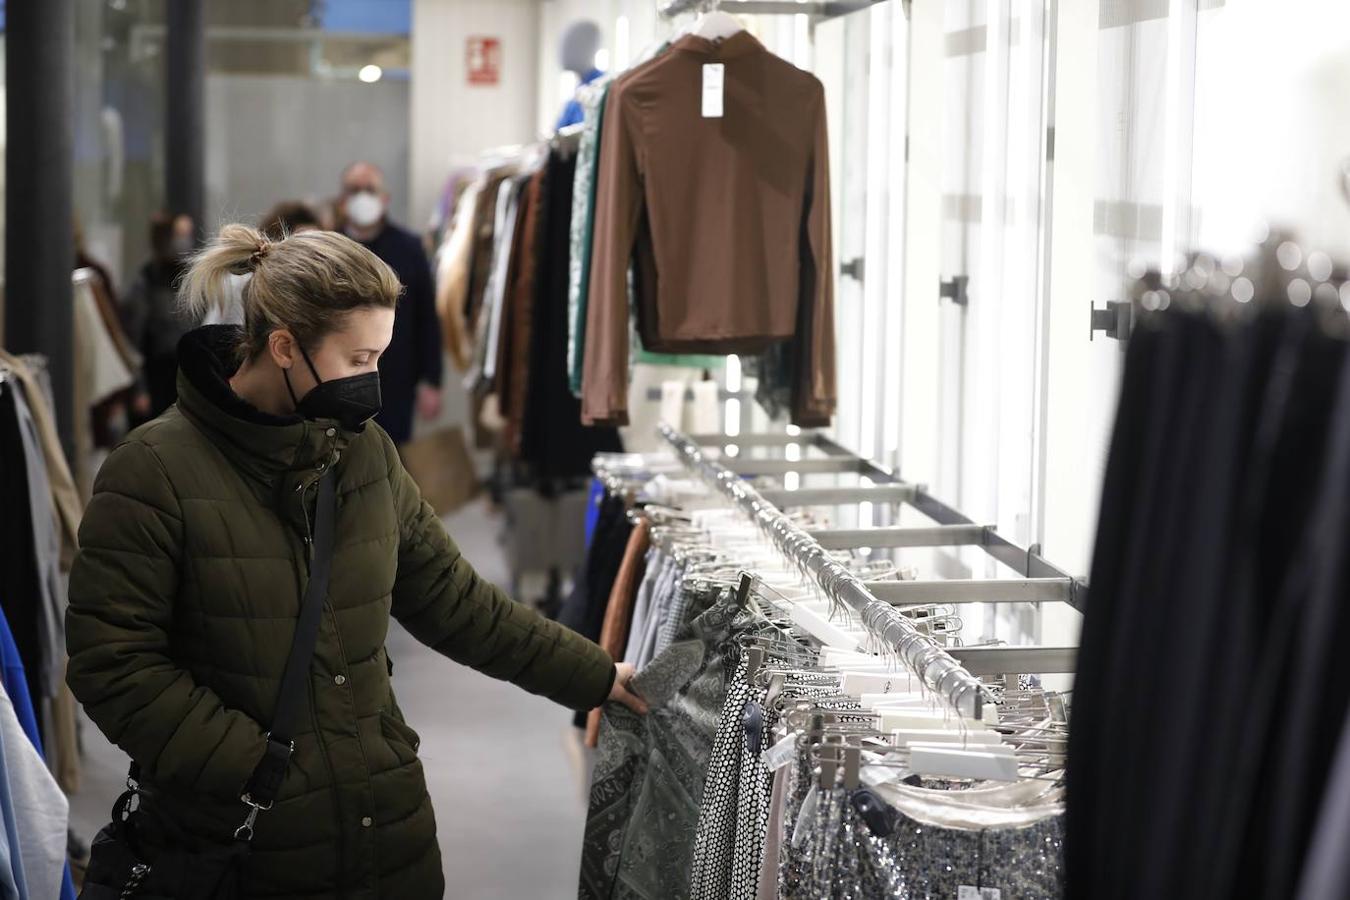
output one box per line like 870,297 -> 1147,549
6,0 -> 1350,897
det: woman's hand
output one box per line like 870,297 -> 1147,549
609,663 -> 649,714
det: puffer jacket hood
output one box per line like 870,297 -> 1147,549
67,326 -> 615,899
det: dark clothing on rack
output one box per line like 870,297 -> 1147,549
0,384 -> 45,715
353,221 -> 444,445
582,32 -> 836,427
560,492 -> 634,644
586,518 -> 651,746
1066,302 -> 1350,900
521,148 -> 624,479
559,491 -> 634,728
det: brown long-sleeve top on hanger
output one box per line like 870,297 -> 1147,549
581,31 -> 836,427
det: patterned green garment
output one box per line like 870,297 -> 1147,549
578,585 -> 765,900
566,77 -> 614,397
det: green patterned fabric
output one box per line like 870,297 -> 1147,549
567,78 -> 614,397
579,586 -> 761,900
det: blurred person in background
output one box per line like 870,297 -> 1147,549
196,201 -> 328,330
122,212 -> 194,423
337,161 -> 443,445
259,199 -> 322,241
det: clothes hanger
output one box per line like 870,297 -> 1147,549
685,0 -> 746,41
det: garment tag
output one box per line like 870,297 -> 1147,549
763,733 -> 798,772
957,887 -> 1002,900
791,785 -> 819,849
860,764 -> 908,788
702,63 -> 725,118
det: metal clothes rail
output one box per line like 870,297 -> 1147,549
661,424 -> 996,720
684,431 -> 1089,612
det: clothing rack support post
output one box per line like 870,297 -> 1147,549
866,578 -> 1075,606
948,646 -> 1078,676
810,524 -> 992,549
5,0 -> 76,459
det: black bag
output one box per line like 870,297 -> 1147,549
79,472 -> 338,900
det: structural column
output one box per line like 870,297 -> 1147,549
5,0 -> 76,457
166,0 -> 206,234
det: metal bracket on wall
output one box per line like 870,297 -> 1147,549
1090,300 -> 1132,342
661,0 -> 885,24
940,275 -> 969,306
840,257 -> 866,282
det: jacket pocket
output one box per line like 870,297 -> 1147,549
379,709 -> 421,763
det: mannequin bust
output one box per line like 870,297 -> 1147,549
559,20 -> 602,78
556,20 -> 604,130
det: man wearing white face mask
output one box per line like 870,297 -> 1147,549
337,161 -> 444,445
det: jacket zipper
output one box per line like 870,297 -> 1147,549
300,479 -> 315,559
294,478 -> 344,881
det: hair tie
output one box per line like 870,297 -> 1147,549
250,238 -> 272,269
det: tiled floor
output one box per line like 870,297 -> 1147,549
68,500 -> 590,899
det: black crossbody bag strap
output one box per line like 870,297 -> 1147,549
243,470 -> 338,809
126,470 -> 338,820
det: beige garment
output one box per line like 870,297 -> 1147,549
74,274 -> 136,405
434,181 -> 482,373
582,32 -> 836,426
48,664 -> 81,794
757,763 -> 790,900
0,350 -> 82,567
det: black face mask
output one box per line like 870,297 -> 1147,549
284,345 -> 382,431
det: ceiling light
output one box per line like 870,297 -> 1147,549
358,64 -> 383,84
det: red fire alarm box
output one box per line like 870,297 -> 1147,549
467,36 -> 501,86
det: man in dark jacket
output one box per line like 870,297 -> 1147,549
338,161 -> 443,444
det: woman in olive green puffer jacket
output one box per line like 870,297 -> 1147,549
65,225 -> 645,899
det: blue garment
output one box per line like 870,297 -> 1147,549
0,606 -> 40,757
584,477 -> 605,549
557,68 -> 604,130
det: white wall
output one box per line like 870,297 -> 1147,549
410,0 -> 542,230
1191,0 -> 1350,257
205,74 -> 410,231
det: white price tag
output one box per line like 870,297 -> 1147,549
702,63 -> 725,118
957,887 -> 1002,900
763,733 -> 798,772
